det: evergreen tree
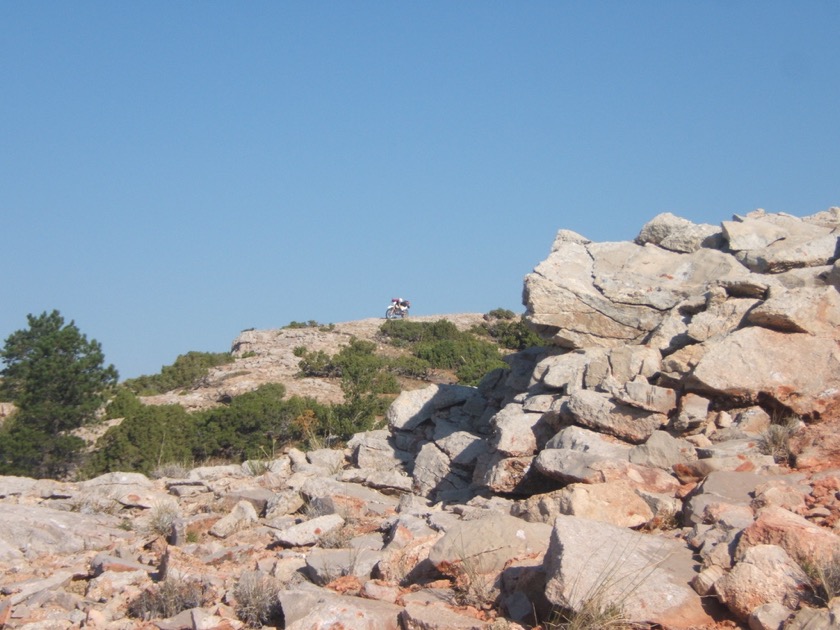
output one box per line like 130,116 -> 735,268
0,310 -> 118,477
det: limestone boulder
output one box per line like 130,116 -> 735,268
555,481 -> 654,527
491,402 -> 557,457
209,500 -> 258,538
524,232 -> 751,349
746,285 -> 840,335
399,601 -> 492,630
635,212 -> 721,253
565,389 -> 666,444
412,442 -> 472,501
714,544 -> 810,622
544,515 -> 713,628
688,327 -> 840,417
273,514 -> 346,547
628,430 -> 696,470
544,425 -> 632,460
477,454 -> 535,495
347,429 -> 412,471
0,504 -> 131,560
723,210 -> 840,273
683,471 -> 768,525
533,350 -> 590,393
428,512 -> 552,594
533,448 -> 679,495
277,585 -> 401,630
387,384 -> 478,432
300,477 -> 399,519
737,505 -> 840,565
615,378 -> 677,414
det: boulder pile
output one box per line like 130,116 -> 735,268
2,208 -> 840,629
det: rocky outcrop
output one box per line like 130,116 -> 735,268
2,207 -> 840,628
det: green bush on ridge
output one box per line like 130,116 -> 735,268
123,351 -> 234,396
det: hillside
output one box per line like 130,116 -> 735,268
139,313 -> 489,410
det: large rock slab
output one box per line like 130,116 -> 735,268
0,504 -> 131,560
737,505 -> 840,565
428,512 -> 551,577
387,384 -> 477,432
636,212 -> 721,253
565,390 -> 666,444
300,477 -> 399,519
723,210 -> 840,273
399,602 -> 494,629
491,402 -> 556,456
524,231 -> 751,349
278,585 -> 401,630
273,514 -> 345,547
688,327 -> 840,416
544,425 -> 632,460
683,470 -> 767,525
557,481 -> 653,527
714,544 -> 809,623
534,448 -> 679,494
745,286 -> 840,335
544,515 -> 713,629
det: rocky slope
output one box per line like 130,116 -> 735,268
2,208 -> 840,629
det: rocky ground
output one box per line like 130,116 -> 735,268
2,208 -> 840,629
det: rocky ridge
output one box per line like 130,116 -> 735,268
141,313 -> 488,410
2,208 -> 840,629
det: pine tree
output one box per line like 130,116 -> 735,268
0,310 -> 118,477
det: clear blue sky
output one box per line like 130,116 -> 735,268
2,2 -> 838,379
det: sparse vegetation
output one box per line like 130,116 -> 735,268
800,551 -> 840,606
128,578 -> 211,621
758,414 -> 800,464
284,320 -> 335,331
546,598 -> 631,629
146,501 -> 180,539
234,570 -> 282,628
472,311 -> 543,351
150,461 -> 192,479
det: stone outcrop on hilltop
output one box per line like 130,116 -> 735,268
2,208 -> 840,629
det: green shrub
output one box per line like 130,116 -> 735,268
414,337 -> 508,385
284,320 -> 326,329
380,319 -> 461,346
104,388 -> 144,420
295,347 -> 339,378
123,351 -> 234,395
84,403 -> 196,476
388,355 -> 432,379
487,308 -> 516,320
380,318 -> 511,386
473,311 -> 543,351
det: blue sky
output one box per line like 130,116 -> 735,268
2,2 -> 838,379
